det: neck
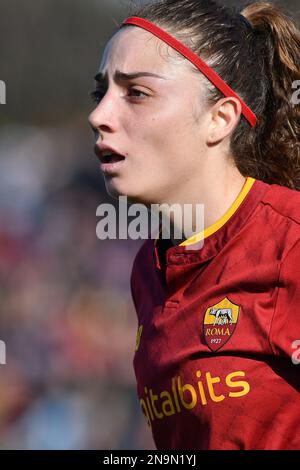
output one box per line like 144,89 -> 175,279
158,166 -> 247,246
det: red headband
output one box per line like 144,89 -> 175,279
121,16 -> 257,127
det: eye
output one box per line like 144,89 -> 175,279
127,88 -> 148,100
89,87 -> 149,105
90,89 -> 104,105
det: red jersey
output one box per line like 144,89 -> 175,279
130,176 -> 300,450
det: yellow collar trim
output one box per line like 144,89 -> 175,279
179,176 -> 256,246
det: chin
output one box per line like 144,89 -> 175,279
105,184 -> 123,200
105,180 -> 152,206
105,179 -> 135,201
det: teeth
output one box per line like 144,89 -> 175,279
102,150 -> 114,157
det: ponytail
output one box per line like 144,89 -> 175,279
240,2 -> 300,189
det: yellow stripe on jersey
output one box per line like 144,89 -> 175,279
179,176 -> 256,246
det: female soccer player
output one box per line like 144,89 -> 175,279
88,0 -> 300,449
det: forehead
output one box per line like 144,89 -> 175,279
98,26 -> 188,78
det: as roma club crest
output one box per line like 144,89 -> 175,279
203,297 -> 240,352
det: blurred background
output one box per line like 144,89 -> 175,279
0,0 -> 299,449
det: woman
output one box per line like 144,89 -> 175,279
88,0 -> 300,450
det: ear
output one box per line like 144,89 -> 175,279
206,97 -> 242,145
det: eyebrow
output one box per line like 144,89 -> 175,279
94,70 -> 167,84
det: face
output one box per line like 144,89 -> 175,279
88,26 -> 210,206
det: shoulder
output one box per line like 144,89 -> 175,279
130,238 -> 159,315
256,182 -> 300,258
131,238 -> 154,273
130,238 -> 155,288
261,182 -> 300,227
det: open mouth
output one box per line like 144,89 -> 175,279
101,153 -> 126,164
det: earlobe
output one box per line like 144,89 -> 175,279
207,129 -> 217,145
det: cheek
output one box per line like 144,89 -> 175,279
124,101 -> 200,176
128,112 -> 179,159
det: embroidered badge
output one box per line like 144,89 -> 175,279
203,297 -> 240,352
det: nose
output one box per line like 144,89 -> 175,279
88,93 -> 117,139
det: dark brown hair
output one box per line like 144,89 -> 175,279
126,0 -> 300,189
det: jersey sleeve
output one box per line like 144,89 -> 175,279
130,262 -> 138,314
269,237 -> 300,358
130,243 -> 145,318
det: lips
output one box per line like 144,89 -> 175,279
94,143 -> 126,164
94,142 -> 127,175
